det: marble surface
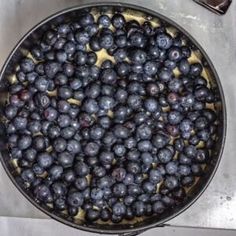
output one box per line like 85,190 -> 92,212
0,0 -> 236,233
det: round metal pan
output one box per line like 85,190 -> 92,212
0,2 -> 227,235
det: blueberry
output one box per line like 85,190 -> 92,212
164,176 -> 179,190
37,152 -> 53,168
148,45 -> 160,59
66,139 -> 81,154
84,84 -> 100,99
23,148 -> 36,162
79,13 -> 94,27
168,47 -> 182,61
195,149 -> 209,163
32,164 -> 44,175
34,184 -> 51,202
97,176 -> 114,189
152,133 -> 170,149
18,135 -> 32,150
5,105 -> 18,119
44,107 -> 58,121
113,183 -> 127,197
67,192 -> 84,207
111,167 -> 126,182
21,169 -> 35,183
197,129 -> 210,141
165,161 -> 178,175
101,208 -> 111,221
84,142 -> 100,156
156,33 -> 173,49
51,182 -> 67,198
67,203 -> 80,216
98,96 -> 115,110
112,202 -> 126,217
86,51 -> 97,65
142,181 -> 155,193
31,47 -> 44,60
91,187 -> 104,201
115,34 -> 127,48
178,165 -> 191,176
89,125 -> 104,140
82,98 -> 99,114
54,74 -> 67,86
20,58 -> 35,73
126,162 -> 141,175
179,119 -> 193,133
93,166 -> 106,178
83,188 -> 91,200
89,36 -> 101,51
191,164 -> 203,176
63,63 -> 74,77
74,161 -> 89,177
44,62 -> 60,79
97,116 -> 111,129
57,114 -> 71,128
179,59 -> 190,75
6,123 -> 16,134
62,169 -> 75,183
137,140 -> 152,152
126,149 -> 139,162
168,111 -> 183,125
54,198 -> 66,211
53,38 -> 66,50
99,33 -> 114,49
13,117 -> 27,130
86,209 -> 100,222
183,145 -> 197,158
98,15 -> 111,28
140,153 -> 153,166
114,125 -> 130,139
99,151 -> 114,165
49,165 -> 63,180
178,153 -> 191,165
75,30 -> 90,45
58,151 -> 74,168
132,201 -> 146,217
112,14 -> 125,29
164,59 -> 176,69
127,95 -> 142,110
149,169 -> 162,184
73,51 -> 87,66
129,31 -> 147,48
159,67 -> 173,82
112,144 -> 125,157
68,106 -> 79,120
33,136 -> 46,151
47,126 -> 59,139
101,68 -> 117,85
55,50 -> 67,63
144,98 -> 160,113
128,49 -> 147,64
182,176 -> 195,187
190,63 -> 203,76
114,48 -> 127,62
53,138 -> 67,153
152,201 -> 165,214
57,23 -> 70,35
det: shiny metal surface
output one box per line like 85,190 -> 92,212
0,0 -> 235,231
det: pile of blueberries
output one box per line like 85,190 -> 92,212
4,10 -> 218,223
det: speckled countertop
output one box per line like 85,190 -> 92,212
0,0 -> 236,233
